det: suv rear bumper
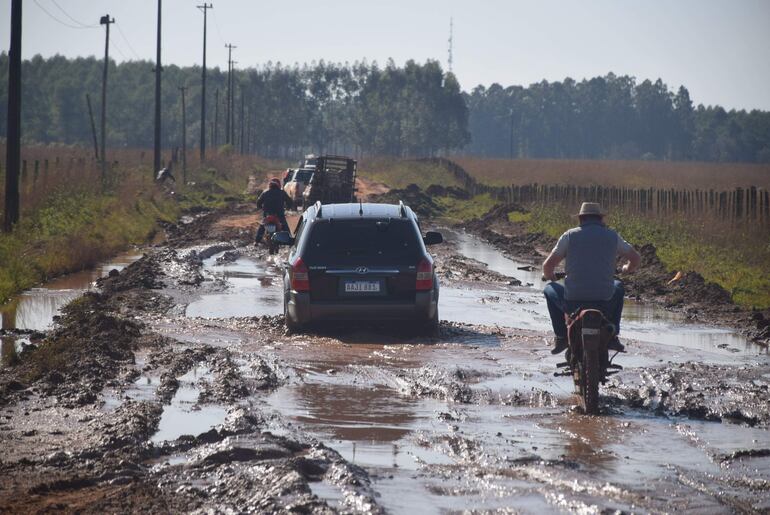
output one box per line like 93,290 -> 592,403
287,290 -> 437,324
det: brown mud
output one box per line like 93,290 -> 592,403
1,200 -> 769,513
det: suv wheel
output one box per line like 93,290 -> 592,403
284,296 -> 304,334
418,308 -> 439,337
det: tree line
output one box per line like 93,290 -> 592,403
0,54 -> 469,158
0,54 -> 768,163
466,74 -> 770,163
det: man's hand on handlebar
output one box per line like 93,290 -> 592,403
542,272 -> 566,282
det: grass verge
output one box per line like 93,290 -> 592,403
525,204 -> 770,309
0,161 -> 264,306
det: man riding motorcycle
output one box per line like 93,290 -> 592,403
542,202 -> 641,355
255,178 -> 294,244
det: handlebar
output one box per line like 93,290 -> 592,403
541,272 -> 566,282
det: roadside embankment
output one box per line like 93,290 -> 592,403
0,154 -> 279,306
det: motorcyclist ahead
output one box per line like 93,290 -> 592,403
541,202 -> 641,355
255,178 -> 294,244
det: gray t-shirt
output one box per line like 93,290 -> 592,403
551,221 -> 634,301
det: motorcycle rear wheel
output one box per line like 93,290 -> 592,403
581,349 -> 601,415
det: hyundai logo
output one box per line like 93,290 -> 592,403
356,266 -> 368,274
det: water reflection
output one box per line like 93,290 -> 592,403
186,254 -> 283,318
556,413 -> 619,470
0,251 -> 141,331
266,372 -> 450,470
444,229 -> 544,285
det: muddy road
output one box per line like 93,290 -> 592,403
1,205 -> 769,513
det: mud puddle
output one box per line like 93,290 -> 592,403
151,365 -> 227,443
261,332 -> 770,512
0,250 -> 142,331
266,372 -> 453,470
185,251 -> 284,318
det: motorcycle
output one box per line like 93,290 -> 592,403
554,308 -> 622,414
548,274 -> 623,415
261,214 -> 282,255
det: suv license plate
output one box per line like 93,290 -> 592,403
266,224 -> 276,232
345,281 -> 380,293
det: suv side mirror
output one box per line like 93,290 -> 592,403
423,231 -> 443,246
272,231 -> 294,246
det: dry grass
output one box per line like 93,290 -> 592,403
359,157 -> 462,189
453,157 -> 770,189
0,144 -> 287,216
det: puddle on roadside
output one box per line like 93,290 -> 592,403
444,229 -> 543,285
151,365 -> 227,444
186,253 -> 283,318
0,251 -> 142,331
102,359 -> 161,411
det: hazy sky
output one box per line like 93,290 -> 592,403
1,0 -> 769,110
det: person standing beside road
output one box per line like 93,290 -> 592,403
255,178 -> 294,244
541,202 -> 641,354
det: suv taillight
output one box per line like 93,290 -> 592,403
416,258 -> 433,291
290,257 -> 310,292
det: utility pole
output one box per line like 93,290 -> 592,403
179,86 -> 187,184
239,89 -> 245,154
213,87 -> 219,147
246,102 -> 252,155
197,3 -> 212,161
448,17 -> 453,74
509,109 -> 514,160
85,94 -> 99,160
224,44 -> 236,144
99,14 -> 115,185
3,0 -> 21,233
153,0 -> 162,176
230,61 -> 237,145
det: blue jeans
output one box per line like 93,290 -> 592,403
543,280 -> 624,339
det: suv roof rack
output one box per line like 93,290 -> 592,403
398,201 -> 407,218
314,201 -> 323,218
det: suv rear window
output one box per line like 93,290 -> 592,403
304,219 -> 422,265
295,170 -> 313,182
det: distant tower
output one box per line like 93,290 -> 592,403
448,17 -> 454,74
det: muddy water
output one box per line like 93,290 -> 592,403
129,230 -> 770,511
0,251 -> 142,331
0,251 -> 143,366
186,253 -> 284,318
258,336 -> 770,512
240,232 -> 766,511
151,365 -> 227,443
441,230 -> 759,357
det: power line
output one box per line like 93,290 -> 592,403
49,0 -> 97,28
115,22 -> 142,60
109,35 -> 129,61
210,9 -> 227,45
32,0 -> 97,29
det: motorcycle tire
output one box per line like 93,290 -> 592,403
581,349 -> 601,415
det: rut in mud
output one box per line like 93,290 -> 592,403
1,203 -> 769,513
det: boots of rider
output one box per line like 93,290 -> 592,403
255,224 -> 265,244
543,282 -> 569,354
606,280 -> 625,352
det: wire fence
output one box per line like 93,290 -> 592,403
419,157 -> 770,225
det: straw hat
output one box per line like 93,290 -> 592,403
575,202 -> 606,217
